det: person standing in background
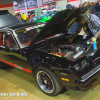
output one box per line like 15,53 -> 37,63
89,2 -> 95,14
95,0 -> 100,18
78,4 -> 82,8
21,13 -> 27,23
83,0 -> 90,14
94,2 -> 96,5
21,13 -> 24,22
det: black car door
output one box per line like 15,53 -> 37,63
0,31 -> 32,73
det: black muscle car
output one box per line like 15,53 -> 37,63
0,9 -> 100,96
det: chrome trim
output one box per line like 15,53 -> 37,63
34,34 -> 62,44
7,29 -> 20,49
12,29 -> 24,48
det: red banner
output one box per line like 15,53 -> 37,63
56,0 -> 79,2
0,4 -> 13,8
67,0 -> 79,2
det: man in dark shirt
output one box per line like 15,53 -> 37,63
68,14 -> 100,43
89,2 -> 95,14
95,0 -> 100,18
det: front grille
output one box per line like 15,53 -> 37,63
76,58 -> 95,77
80,65 -> 100,82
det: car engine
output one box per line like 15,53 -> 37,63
48,37 -> 95,61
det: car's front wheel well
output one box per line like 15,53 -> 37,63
32,65 -> 49,77
32,66 -> 39,77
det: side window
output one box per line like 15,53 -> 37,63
5,33 -> 18,48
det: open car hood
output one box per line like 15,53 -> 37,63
30,7 -> 86,46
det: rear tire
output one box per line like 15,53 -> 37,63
35,67 -> 63,96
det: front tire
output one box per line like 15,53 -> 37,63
35,67 -> 62,96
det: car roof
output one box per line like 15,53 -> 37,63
0,10 -> 21,28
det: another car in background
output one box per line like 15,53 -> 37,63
33,9 -> 57,21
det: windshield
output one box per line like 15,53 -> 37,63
47,11 -> 52,14
15,24 -> 45,47
53,10 -> 57,13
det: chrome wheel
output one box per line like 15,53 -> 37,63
36,71 -> 54,93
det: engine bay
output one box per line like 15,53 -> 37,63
45,35 -> 98,61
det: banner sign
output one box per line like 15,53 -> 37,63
67,0 -> 79,2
